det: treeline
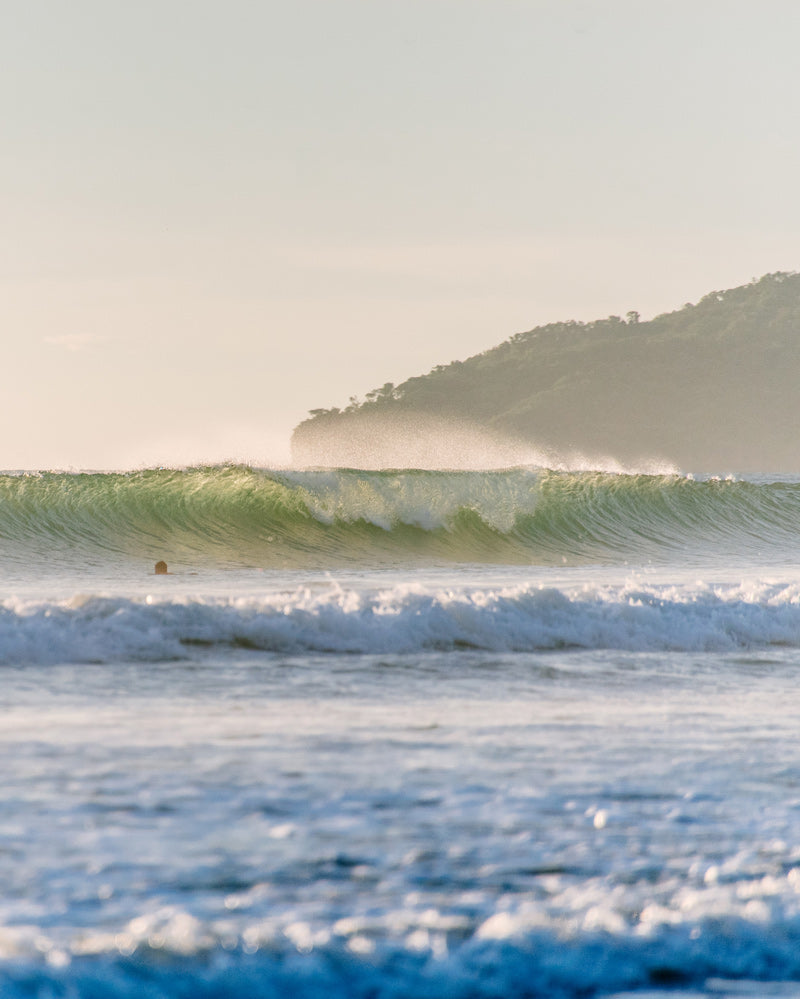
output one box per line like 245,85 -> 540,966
293,271 -> 800,472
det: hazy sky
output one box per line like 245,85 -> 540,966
4,0 -> 800,468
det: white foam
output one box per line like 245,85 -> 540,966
282,467 -> 544,533
3,576 -> 800,663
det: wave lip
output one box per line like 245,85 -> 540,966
4,579 -> 800,663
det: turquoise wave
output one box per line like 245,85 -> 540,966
0,465 -> 799,569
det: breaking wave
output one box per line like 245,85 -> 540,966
2,465 -> 800,571
5,578 -> 800,663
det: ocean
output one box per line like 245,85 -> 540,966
4,464 -> 800,998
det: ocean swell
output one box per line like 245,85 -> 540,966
2,465 -> 800,571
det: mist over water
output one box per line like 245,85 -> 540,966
290,414 -> 682,476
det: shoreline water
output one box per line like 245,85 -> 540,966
4,464 -> 800,997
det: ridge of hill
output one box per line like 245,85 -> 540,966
291,271 -> 800,473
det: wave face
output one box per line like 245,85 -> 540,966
2,465 -> 800,571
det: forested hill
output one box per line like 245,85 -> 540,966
291,272 -> 800,473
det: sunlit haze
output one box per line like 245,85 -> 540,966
5,0 -> 800,469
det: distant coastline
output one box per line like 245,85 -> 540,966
292,272 -> 800,474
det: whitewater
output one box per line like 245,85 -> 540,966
6,464 -> 800,998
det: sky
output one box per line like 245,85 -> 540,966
4,0 -> 800,469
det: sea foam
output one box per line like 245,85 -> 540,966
4,578 -> 800,664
